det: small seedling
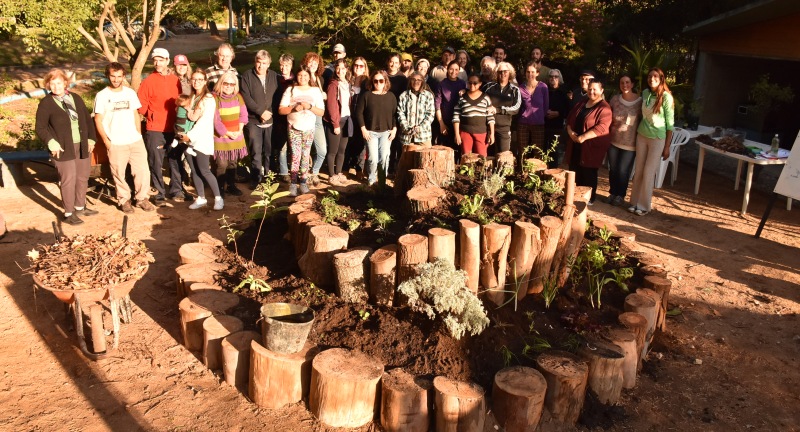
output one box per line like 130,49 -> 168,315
459,164 -> 476,177
347,219 -> 361,231
357,309 -> 371,321
499,345 -> 518,367
541,276 -> 559,309
459,194 -> 484,216
218,215 -> 243,257
320,190 -> 349,223
540,178 -> 562,195
367,207 -> 394,231
598,226 -> 613,243
505,180 -> 516,194
480,173 -> 505,201
235,274 -> 271,293
610,267 -> 634,292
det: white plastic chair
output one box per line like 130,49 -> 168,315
655,127 -> 690,188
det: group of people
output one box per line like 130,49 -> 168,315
35,41 -> 674,224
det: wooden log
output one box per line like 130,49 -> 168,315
591,219 -> 618,234
407,169 -> 432,189
507,221 -> 541,302
564,170 -> 576,206
528,216 -> 562,294
286,196 -> 317,240
370,245 -> 397,306
602,328 -> 638,389
432,376 -> 485,432
293,210 -> 322,259
618,312 -> 649,371
407,185 -> 446,214
575,186 -> 592,202
618,238 -> 641,255
186,282 -> 223,296
460,153 -> 482,166
495,151 -> 515,175
394,144 -> 423,196
577,338 -> 625,404
380,368 -> 432,432
550,203 -> 575,282
414,146 -> 454,187
480,223 -> 512,307
178,290 -> 240,351
221,330 -> 261,392
428,227 -> 456,265
298,224 -> 349,288
250,340 -> 319,409
640,265 -> 667,278
523,158 -> 547,173
611,230 -> 636,241
558,200 -> 588,286
459,219 -> 481,294
197,231 -> 224,247
333,247 -> 372,304
309,348 -> 384,428
89,303 -> 106,354
643,275 -> 672,331
636,254 -> 663,268
178,242 -> 217,265
624,293 -> 658,359
637,288 -> 663,345
492,366 -> 547,432
175,262 -> 228,300
534,351 -> 588,425
203,315 -> 244,370
543,168 -> 566,187
397,234 -> 429,285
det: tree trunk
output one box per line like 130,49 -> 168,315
203,315 -> 244,370
186,282 -> 223,296
380,368 -> 432,432
637,288 -> 663,347
298,224 -> 349,288
577,338 -> 625,404
618,312 -> 649,371
528,216 -> 563,294
543,168 -> 566,187
495,151 -> 515,174
397,234 -> 429,285
534,350 -> 588,425
178,242 -> 217,265
369,245 -> 397,306
508,221 -> 541,302
249,340 -> 319,409
432,376 -> 485,432
460,152 -> 482,165
287,195 -> 317,240
602,328 -> 638,389
221,330 -> 261,392
414,146 -> 454,187
309,348 -> 384,428
459,219 -> 481,294
197,231 -> 224,247
407,185 -> 445,215
333,247 -> 372,304
428,227 -> 456,265
492,366 -> 547,432
643,275 -> 672,331
575,186 -> 592,202
640,265 -> 667,278
393,144 -> 423,196
293,211 -> 322,259
407,169 -> 433,189
550,203 -> 575,283
558,199 -> 588,286
480,223 -> 512,307
175,262 -> 227,300
178,290 -> 240,351
624,293 -> 658,359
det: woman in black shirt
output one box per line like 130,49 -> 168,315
355,71 -> 398,186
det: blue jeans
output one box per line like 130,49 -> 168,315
278,143 -> 289,175
366,130 -> 391,184
311,115 -> 327,175
607,145 -> 636,198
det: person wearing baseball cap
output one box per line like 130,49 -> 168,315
400,53 -> 414,77
323,43 -> 347,90
173,54 -> 193,95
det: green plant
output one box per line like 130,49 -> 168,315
480,173 -> 505,201
397,259 -> 490,340
749,74 -> 795,114
540,178 -> 562,195
500,205 -> 513,217
522,336 -> 551,357
459,194 -> 484,216
505,180 -> 516,194
249,172 -> 290,261
499,345 -> 518,367
524,172 -> 542,190
320,190 -> 349,223
598,226 -> 613,243
610,267 -> 634,292
366,207 -> 394,231
357,309 -> 371,321
235,274 -> 271,293
218,215 -> 243,258
560,333 -> 582,353
347,220 -> 361,231
541,276 -> 559,309
459,163 -> 476,177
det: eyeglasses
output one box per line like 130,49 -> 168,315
410,78 -> 423,82
354,64 -> 365,68
548,75 -> 559,78
373,79 -> 385,83
468,81 -> 481,85
222,82 -> 236,86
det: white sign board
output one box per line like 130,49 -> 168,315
774,132 -> 800,201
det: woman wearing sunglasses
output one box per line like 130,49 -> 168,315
355,70 -> 398,186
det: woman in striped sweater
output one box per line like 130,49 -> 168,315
213,71 -> 249,197
453,74 -> 495,157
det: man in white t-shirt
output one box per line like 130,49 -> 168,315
94,62 -> 155,213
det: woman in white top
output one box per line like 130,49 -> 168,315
606,74 -> 642,206
279,68 -> 325,196
181,70 -> 224,210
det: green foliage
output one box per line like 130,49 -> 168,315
504,180 -> 515,195
366,206 -> 394,231
499,345 -> 517,367
598,226 -> 613,243
560,333 -> 582,353
541,276 -> 559,309
357,309 -> 371,321
235,274 -> 271,293
347,219 -> 361,231
320,190 -> 349,223
397,259 -> 490,340
218,215 -> 242,257
749,74 -> 795,114
459,163 -> 476,178
609,267 -> 634,292
480,173 -> 505,201
459,194 -> 484,216
540,179 -> 562,195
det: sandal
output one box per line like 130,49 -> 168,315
634,208 -> 649,216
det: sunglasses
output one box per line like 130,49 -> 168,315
468,81 -> 481,85
354,64 -> 365,68
497,70 -> 510,73
222,82 -> 236,86
373,79 -> 385,83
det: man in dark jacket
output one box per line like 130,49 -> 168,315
240,50 -> 279,188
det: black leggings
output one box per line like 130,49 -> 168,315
186,151 -> 221,198
324,118 -> 350,176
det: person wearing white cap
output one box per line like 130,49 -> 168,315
137,47 -> 183,203
322,43 -> 346,90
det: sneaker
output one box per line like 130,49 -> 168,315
280,174 -> 291,183
136,200 -> 156,212
75,207 -> 99,216
63,213 -> 84,225
120,201 -> 135,214
587,199 -> 595,206
309,175 -> 320,186
627,205 -> 637,213
189,198 -> 207,210
299,183 -> 310,194
213,197 -> 224,210
603,195 -> 616,204
227,186 -> 243,197
612,196 -> 625,207
289,184 -> 298,197
170,192 -> 186,201
634,208 -> 649,216
154,195 -> 167,204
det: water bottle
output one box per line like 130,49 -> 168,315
770,134 -> 780,155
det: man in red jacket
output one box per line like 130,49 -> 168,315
137,47 -> 183,202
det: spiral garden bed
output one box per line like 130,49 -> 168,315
173,147 -> 673,430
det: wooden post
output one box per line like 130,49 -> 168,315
459,219 -> 481,294
507,221 -> 541,301
293,211 -> 322,259
495,151 -> 515,174
640,265 -> 667,278
480,223 -> 512,307
543,168 -> 566,187
309,348 -> 384,428
333,247 -> 372,304
380,368 -> 432,432
394,144 -> 423,196
637,288 -> 663,346
197,231 -> 224,247
178,290 -> 240,351
528,216 -> 562,294
618,312 -> 649,371
370,245 -> 397,306
460,153 -> 482,165
397,234 -> 429,285
407,169 -> 433,189
407,185 -> 446,214
298,224 -> 349,288
432,376 -> 485,432
577,338 -> 625,404
602,328 -> 638,389
564,170 -> 576,206
250,340 -> 319,409
523,158 -> 547,173
534,350 -> 588,425
643,275 -> 672,331
186,282 -> 223,296
550,203 -> 575,281
558,199 -> 587,286
178,242 -> 217,265
175,262 -> 227,300
203,315 -> 244,370
287,196 -> 316,240
492,366 -> 547,432
428,227 -> 456,265
575,186 -> 592,202
221,330 -> 261,392
624,293 -> 658,359
414,146 -> 455,187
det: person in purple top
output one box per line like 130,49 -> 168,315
517,62 -> 550,156
434,60 -> 467,152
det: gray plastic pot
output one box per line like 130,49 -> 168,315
260,303 -> 315,354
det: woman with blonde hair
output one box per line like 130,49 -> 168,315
483,61 -> 521,153
212,70 -> 249,197
343,57 -> 371,177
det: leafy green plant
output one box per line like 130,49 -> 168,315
249,172 -> 290,261
505,180 -> 516,194
499,345 -> 517,367
540,178 -> 562,195
235,274 -> 271,293
541,276 -> 559,309
480,173 -> 505,201
560,333 -> 582,353
500,205 -> 513,217
218,215 -> 243,258
357,309 -> 371,321
347,219 -> 361,231
524,172 -> 542,190
366,207 -> 394,231
459,163 -> 476,177
598,226 -> 613,243
522,336 -> 552,357
397,259 -> 490,340
459,194 -> 484,216
748,74 -> 795,114
320,190 -> 349,223
609,267 -> 634,292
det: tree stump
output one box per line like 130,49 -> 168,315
523,158 -> 547,173
602,328 -> 638,389
298,224 -> 349,288
407,169 -> 433,189
428,227 -> 456,265
624,293 -> 658,359
543,168 -> 566,187
397,234 -> 429,285
495,151 -> 515,174
333,247 -> 372,304
564,171 -> 576,206
643,275 -> 672,331
175,262 -> 227,299
407,185 -> 446,214
178,290 -> 240,351
197,231 -> 224,247
528,216 -> 562,294
178,242 -> 217,265
203,315 -> 244,370
293,210 -> 322,259
637,287 -> 663,345
432,376 -> 485,432
480,223 -> 512,307
186,282 -> 223,296
221,330 -> 261,392
550,203 -> 575,282
575,186 -> 592,202
577,338 -> 625,404
414,146 -> 454,187
591,219 -> 618,234
611,230 -> 636,241
492,366 -> 547,432
534,350 -> 588,425
558,199 -> 588,286
640,265 -> 667,278
309,348 -> 384,428
618,312 -> 649,371
370,245 -> 397,306
287,196 -> 317,240
380,368 -> 432,432
508,221 -> 541,301
460,153 -> 482,166
394,144 -> 423,196
250,340 -> 319,409
459,219 -> 481,294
